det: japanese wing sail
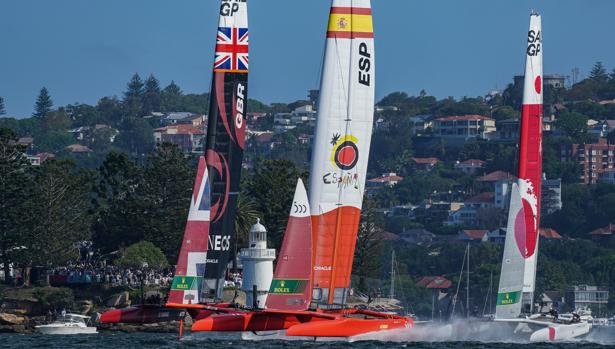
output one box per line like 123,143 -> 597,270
496,13 -> 543,318
518,13 -> 543,303
265,179 -> 312,311
309,0 -> 375,307
168,157 -> 210,305
203,0 -> 249,299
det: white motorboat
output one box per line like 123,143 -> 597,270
35,313 -> 98,335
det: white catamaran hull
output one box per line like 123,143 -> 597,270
496,318 -> 591,342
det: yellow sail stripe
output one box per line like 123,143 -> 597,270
327,14 -> 373,35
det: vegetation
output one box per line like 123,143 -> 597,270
116,241 -> 168,269
2,63 -> 615,314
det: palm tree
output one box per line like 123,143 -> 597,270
232,193 -> 261,272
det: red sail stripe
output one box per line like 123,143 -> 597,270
330,7 -> 372,15
326,31 -> 374,39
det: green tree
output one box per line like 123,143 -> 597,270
143,74 -> 161,115
234,192 -> 261,249
93,151 -> 143,253
245,159 -> 306,249
555,111 -> 589,142
0,129 -> 32,284
161,81 -> 183,112
0,96 -> 5,115
137,143 -> 193,260
115,117 -> 154,156
33,87 -> 53,118
353,199 -> 384,291
589,62 -> 609,84
116,241 -> 168,269
24,159 -> 91,269
97,97 -> 123,126
123,73 -> 144,117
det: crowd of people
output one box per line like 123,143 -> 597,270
49,261 -> 173,288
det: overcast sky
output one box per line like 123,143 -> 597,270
2,0 -> 615,117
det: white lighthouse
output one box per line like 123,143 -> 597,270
240,219 -> 276,309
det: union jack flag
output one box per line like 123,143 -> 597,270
214,27 -> 249,72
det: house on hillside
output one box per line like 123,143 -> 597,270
66,144 -> 93,153
589,224 -> 615,243
399,229 -> 436,245
455,159 -> 485,175
160,112 -> 206,127
445,192 -> 494,226
367,173 -> 403,188
560,138 -> 615,184
153,124 -> 205,153
457,229 -> 489,242
411,157 -> 439,171
432,115 -> 496,140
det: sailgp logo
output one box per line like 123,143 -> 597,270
527,30 -> 541,56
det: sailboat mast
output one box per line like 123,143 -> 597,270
390,250 -> 395,299
466,244 -> 470,318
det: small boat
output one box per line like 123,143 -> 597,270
36,313 -> 98,335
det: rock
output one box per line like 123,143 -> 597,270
78,300 -> 94,314
0,313 -> 27,325
105,291 -> 130,308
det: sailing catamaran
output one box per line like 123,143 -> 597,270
192,0 -> 412,339
100,0 -> 249,324
493,12 -> 590,342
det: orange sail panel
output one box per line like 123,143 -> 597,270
308,0 -> 375,306
265,179 -> 312,311
167,156 -> 210,305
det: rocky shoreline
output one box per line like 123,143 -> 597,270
0,285 -> 183,334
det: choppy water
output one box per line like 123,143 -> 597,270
1,332 -> 615,349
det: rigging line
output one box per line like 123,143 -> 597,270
451,244 -> 468,318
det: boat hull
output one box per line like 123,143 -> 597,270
529,322 -> 591,342
99,305 -> 187,324
286,317 -> 412,337
35,325 -> 98,335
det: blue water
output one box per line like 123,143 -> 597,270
1,333 -> 614,349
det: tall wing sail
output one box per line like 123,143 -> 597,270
265,179 -> 312,311
168,156 -> 210,305
309,0 -> 375,307
496,13 -> 543,318
495,182 -> 525,319
203,0 -> 249,299
519,13 -> 543,308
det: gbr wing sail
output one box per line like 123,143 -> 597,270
203,0 -> 249,299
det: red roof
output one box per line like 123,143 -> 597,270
457,159 -> 486,167
412,157 -> 439,165
589,224 -> 615,236
461,229 -> 489,240
417,276 -> 453,289
368,175 -> 403,183
254,132 -> 274,143
435,115 -> 493,122
465,192 -> 494,204
539,228 -> 562,239
477,171 -> 514,182
155,124 -> 205,135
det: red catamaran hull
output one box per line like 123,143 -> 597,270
191,308 -> 413,337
